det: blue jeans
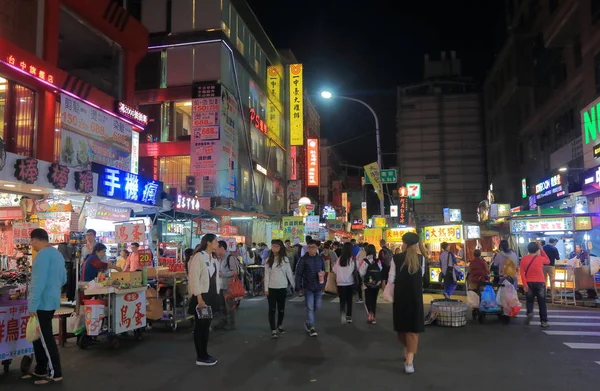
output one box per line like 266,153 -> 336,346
526,282 -> 548,322
305,290 -> 323,327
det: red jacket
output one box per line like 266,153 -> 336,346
519,250 -> 550,286
468,257 -> 489,284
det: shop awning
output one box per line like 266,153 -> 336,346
206,209 -> 269,219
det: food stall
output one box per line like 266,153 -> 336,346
384,227 -> 417,252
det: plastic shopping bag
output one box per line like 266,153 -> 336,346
226,276 -> 246,300
479,285 -> 498,310
66,312 -> 81,334
325,272 -> 338,295
382,282 -> 394,303
467,291 -> 480,308
501,280 -> 521,317
26,316 -> 41,342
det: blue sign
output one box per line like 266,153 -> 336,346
92,163 -> 163,206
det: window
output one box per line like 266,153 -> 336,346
276,147 -> 284,174
139,103 -> 162,142
171,101 -> 192,141
136,52 -> 162,90
241,169 -> 251,202
593,0 -> 600,24
159,156 -> 190,192
0,76 -> 36,157
573,36 -> 582,69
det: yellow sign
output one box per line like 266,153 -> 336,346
422,225 -> 463,244
289,64 -> 304,145
373,216 -> 387,228
364,162 -> 383,201
267,66 -> 281,103
271,229 -> 283,240
574,216 -> 592,231
385,228 -> 417,243
364,228 -> 383,246
361,201 -> 367,222
341,192 -> 348,221
267,100 -> 281,144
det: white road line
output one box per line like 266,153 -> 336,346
530,322 -> 600,327
246,297 -> 266,301
288,297 -> 304,302
563,343 -> 600,350
543,331 -> 600,336
519,309 -> 598,313
517,315 -> 600,319
596,361 -> 600,366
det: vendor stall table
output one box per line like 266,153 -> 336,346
148,271 -> 192,331
0,301 -> 33,374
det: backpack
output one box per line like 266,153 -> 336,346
226,254 -> 243,276
364,259 -> 383,288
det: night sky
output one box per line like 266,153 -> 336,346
248,0 -> 506,171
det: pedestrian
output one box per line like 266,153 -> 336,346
215,240 -> 238,330
295,239 -> 326,337
183,248 -> 194,273
542,238 -> 560,302
264,239 -> 295,338
359,244 -> 383,324
439,242 -> 458,298
520,241 -> 550,328
188,234 -> 220,366
491,240 -> 519,285
355,243 -> 367,304
389,232 -> 426,374
333,242 -> 356,324
26,228 -> 66,384
467,249 -> 489,294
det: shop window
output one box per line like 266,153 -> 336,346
139,103 -> 163,143
171,101 -> 192,141
11,84 -> 35,157
159,156 -> 190,192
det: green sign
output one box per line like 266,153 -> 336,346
406,183 -> 422,200
364,169 -> 397,184
583,101 -> 600,144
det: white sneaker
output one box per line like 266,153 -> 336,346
341,311 -> 346,324
405,363 -> 415,374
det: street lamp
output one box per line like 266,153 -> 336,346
320,90 -> 384,217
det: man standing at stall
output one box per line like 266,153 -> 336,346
81,229 -> 97,261
27,228 -> 66,385
123,242 -> 142,272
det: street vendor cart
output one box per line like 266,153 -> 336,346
0,300 -> 33,374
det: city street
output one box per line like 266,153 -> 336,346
2,295 -> 599,391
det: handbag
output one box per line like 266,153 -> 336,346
352,259 -> 361,289
225,275 -> 245,300
325,271 -> 338,295
382,282 -> 394,303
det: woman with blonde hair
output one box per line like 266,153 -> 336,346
388,232 -> 425,374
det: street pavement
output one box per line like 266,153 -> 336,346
1,294 -> 599,391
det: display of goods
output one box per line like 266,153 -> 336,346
0,270 -> 28,284
168,263 -> 185,272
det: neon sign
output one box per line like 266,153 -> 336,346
535,174 -> 566,204
307,138 -> 319,186
249,108 -> 268,134
93,163 -> 163,206
116,101 -> 148,127
6,55 -> 54,84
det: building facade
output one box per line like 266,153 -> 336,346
485,0 -> 600,208
396,52 -> 486,223
0,0 -> 146,165
135,0 -> 292,216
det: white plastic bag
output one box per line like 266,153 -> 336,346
467,291 -> 480,308
66,312 -> 82,334
26,316 -> 40,342
382,282 -> 394,303
501,280 -> 520,308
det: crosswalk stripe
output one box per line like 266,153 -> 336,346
544,331 -> 600,336
288,297 -> 304,302
563,343 -> 600,350
246,297 -> 266,301
517,315 -> 600,319
530,322 -> 600,327
519,309 -> 597,314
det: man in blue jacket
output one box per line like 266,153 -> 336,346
28,228 -> 66,384
295,240 -> 325,337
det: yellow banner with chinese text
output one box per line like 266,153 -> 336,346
384,228 -> 417,243
364,228 -> 383,246
422,225 -> 463,244
364,162 -> 383,201
289,64 -> 304,145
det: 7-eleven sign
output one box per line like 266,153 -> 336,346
406,183 -> 422,200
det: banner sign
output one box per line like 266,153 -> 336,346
510,217 -> 574,233
13,222 -> 39,244
287,180 -> 301,212
60,94 -> 132,171
307,139 -> 319,186
364,162 -> 383,202
115,222 -> 146,243
423,225 -> 463,244
385,228 -> 417,243
282,216 -> 304,244
215,87 -> 239,199
289,64 -> 304,145
114,290 -> 146,334
93,163 -> 163,206
0,303 -> 33,361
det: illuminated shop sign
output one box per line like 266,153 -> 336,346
93,163 -> 163,206
249,108 -> 268,134
115,101 -> 148,127
6,54 -> 54,84
510,217 -> 573,233
307,139 -> 319,186
535,174 -> 567,204
256,164 -> 267,175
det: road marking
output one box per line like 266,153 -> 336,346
563,343 -> 600,350
517,315 -> 600,319
519,309 -> 597,313
288,297 -> 304,302
331,298 -> 340,303
530,322 -> 600,327
543,331 -> 600,336
246,297 -> 266,302
596,361 -> 600,366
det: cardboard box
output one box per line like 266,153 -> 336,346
110,271 -> 142,285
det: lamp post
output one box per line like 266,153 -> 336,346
320,91 -> 385,217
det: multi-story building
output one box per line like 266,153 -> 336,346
0,0 -> 147,165
135,0 -> 291,215
319,139 -> 342,206
396,52 -> 486,223
485,0 -> 600,207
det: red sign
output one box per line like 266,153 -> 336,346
5,54 -> 54,84
398,197 -> 409,225
123,292 -> 140,302
307,138 -> 319,186
138,249 -> 153,267
249,108 -> 268,134
116,101 -> 148,127
306,204 -> 315,211
290,146 -> 297,180
219,225 -> 238,236
199,220 -> 219,234
398,186 -> 408,198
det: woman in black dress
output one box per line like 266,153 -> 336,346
389,232 -> 426,374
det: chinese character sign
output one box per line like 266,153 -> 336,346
307,139 -> 319,186
385,228 -> 417,243
60,94 -> 133,171
75,170 -> 94,193
289,64 -> 304,146
13,222 -> 39,244
215,87 -> 239,199
282,217 -> 305,244
364,228 -> 383,246
191,83 -> 221,182
0,303 -> 33,361
287,180 -> 301,213
138,249 -> 153,267
93,163 -> 163,206
47,164 -> 70,190
398,197 -> 409,225
364,162 -> 384,201
5,54 -> 54,84
422,225 -> 463,245
14,157 -> 39,184
115,222 -> 145,243
361,201 -> 367,223
114,290 -> 146,334
510,217 -> 573,233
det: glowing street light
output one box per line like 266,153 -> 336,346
320,91 -> 333,99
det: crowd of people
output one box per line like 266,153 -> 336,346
186,232 -> 428,374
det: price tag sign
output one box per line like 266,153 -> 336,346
139,249 -> 153,267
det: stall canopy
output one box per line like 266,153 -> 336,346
206,210 -> 269,219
